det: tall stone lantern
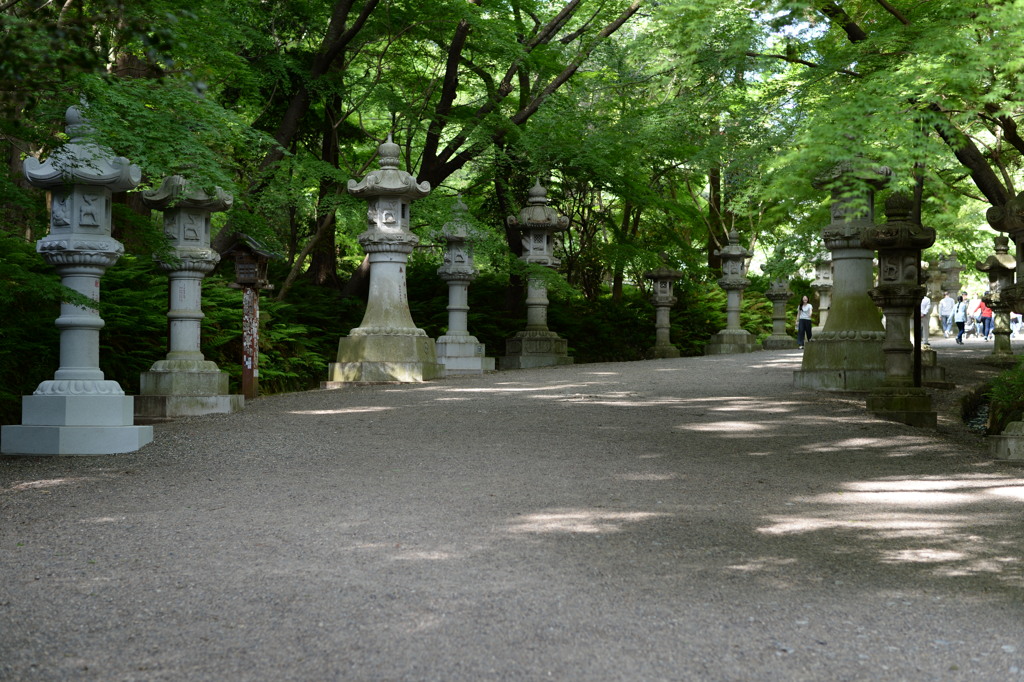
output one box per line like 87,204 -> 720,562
762,279 -> 798,350
499,180 -> 573,369
705,229 -> 759,355
794,165 -> 886,390
435,197 -> 495,375
937,251 -> 965,297
977,235 -> 1016,365
861,192 -> 936,427
135,175 -> 244,421
1,105 -> 153,455
986,191 -> 1024,315
643,264 -> 683,358
810,256 -> 833,333
326,136 -> 441,383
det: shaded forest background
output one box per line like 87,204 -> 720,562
3,0 -> 1023,424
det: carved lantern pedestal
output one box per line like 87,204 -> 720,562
810,256 -> 833,334
705,229 -> 759,355
861,193 -> 936,428
985,195 -> 1024,461
977,236 -> 1017,366
326,137 -> 441,384
763,279 -> 799,350
136,176 -> 244,422
1,105 -> 153,455
436,198 -> 495,375
644,265 -> 683,358
499,181 -> 574,370
794,165 -> 886,391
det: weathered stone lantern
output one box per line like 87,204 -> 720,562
810,256 -> 833,332
435,197 -> 494,375
643,264 -> 683,358
986,191 -> 1024,316
221,233 -> 279,400
499,180 -> 573,369
794,164 -> 886,390
977,235 -> 1016,365
922,259 -> 944,336
762,279 -> 798,350
135,176 -> 244,420
937,251 -> 965,297
861,192 -> 936,427
705,228 -> 759,355
326,136 -> 440,383
2,104 -> 153,455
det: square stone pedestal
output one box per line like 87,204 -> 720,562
705,329 -> 760,355
325,334 -> 441,385
866,387 -> 936,428
499,331 -> 573,370
990,422 -> 1024,464
793,334 -> 886,391
1,395 -> 153,455
136,369 -> 244,422
436,338 -> 495,376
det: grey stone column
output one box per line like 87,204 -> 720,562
794,167 -> 885,390
2,105 -> 153,455
136,176 -> 244,420
705,229 -> 759,355
977,236 -> 1016,365
436,197 -> 494,375
862,193 -> 936,427
763,280 -> 798,350
499,181 -> 573,369
326,136 -> 440,383
644,265 -> 683,358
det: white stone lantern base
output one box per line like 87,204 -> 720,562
990,421 -> 1024,463
436,334 -> 495,376
2,395 -> 153,456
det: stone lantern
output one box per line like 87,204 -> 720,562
326,135 -> 440,383
643,264 -> 683,358
810,256 -> 833,333
977,235 -> 1016,365
435,197 -> 494,375
937,251 -> 965,298
794,164 -> 886,391
1,105 -> 153,455
499,180 -> 573,369
135,176 -> 244,420
705,229 -> 759,355
762,279 -> 798,350
986,191 -> 1024,314
861,192 -> 936,427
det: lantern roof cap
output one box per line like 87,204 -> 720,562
347,134 -> 430,200
219,232 -> 281,260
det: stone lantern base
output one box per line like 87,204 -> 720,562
135,361 -> 244,422
990,421 -> 1024,463
705,329 -> 760,355
325,334 -> 441,384
436,335 -> 496,376
2,394 -> 153,456
865,387 -> 936,428
793,332 -> 886,391
762,334 -> 798,350
499,330 -> 573,369
646,344 -> 680,359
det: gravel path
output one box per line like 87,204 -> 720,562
2,341 -> 1023,681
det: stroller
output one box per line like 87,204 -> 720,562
963,315 -> 980,340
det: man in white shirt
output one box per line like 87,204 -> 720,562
920,294 -> 932,346
937,291 -> 955,337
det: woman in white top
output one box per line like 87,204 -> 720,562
796,295 -> 813,349
953,295 -> 969,345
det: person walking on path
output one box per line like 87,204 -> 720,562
978,297 -> 994,340
920,294 -> 932,347
938,291 -> 955,337
954,295 -> 969,344
796,295 -> 813,349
